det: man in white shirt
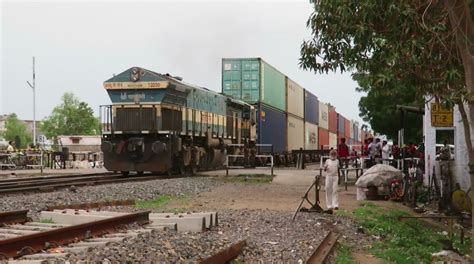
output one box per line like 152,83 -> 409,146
382,140 -> 390,164
323,149 -> 339,212
6,141 -> 14,153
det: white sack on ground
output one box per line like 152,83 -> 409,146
355,164 -> 403,188
356,187 -> 367,200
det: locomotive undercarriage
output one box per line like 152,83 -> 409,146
101,132 -> 235,176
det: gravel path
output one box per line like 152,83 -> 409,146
63,210 -> 371,263
0,177 -> 221,220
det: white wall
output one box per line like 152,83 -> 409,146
424,100 -> 472,191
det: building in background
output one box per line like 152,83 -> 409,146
57,135 -> 101,153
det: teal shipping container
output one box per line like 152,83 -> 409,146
222,58 -> 286,112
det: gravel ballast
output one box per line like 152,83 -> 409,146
62,210 -> 371,263
0,177 -> 221,220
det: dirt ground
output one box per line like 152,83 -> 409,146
164,166 -> 411,263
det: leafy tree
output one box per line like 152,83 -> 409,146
41,93 -> 101,139
1,114 -> 33,149
358,84 -> 423,144
300,0 -> 474,168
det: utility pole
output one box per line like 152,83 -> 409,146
27,57 -> 36,146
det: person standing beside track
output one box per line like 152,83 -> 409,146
337,138 -> 349,179
382,140 -> 390,165
323,149 -> 339,212
6,141 -> 14,153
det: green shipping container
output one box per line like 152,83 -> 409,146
222,58 -> 286,111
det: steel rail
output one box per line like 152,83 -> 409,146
0,175 -> 159,194
306,231 -> 340,264
0,174 -> 122,189
0,172 -> 116,184
0,211 -> 150,259
0,210 -> 29,225
199,240 -> 247,264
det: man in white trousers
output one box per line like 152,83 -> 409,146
324,149 -> 339,213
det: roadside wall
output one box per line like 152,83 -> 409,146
424,101 -> 472,191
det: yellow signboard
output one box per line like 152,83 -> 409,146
103,81 -> 169,90
431,103 -> 453,127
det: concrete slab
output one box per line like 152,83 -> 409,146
21,253 -> 68,259
0,233 -> 18,238
150,212 -> 217,228
149,216 -> 205,232
131,228 -> 154,234
87,237 -> 126,243
148,223 -> 178,231
9,225 -> 54,231
0,228 -> 38,235
25,222 -> 70,228
40,211 -> 112,225
52,209 -> 128,216
104,232 -> 139,238
8,260 -> 47,264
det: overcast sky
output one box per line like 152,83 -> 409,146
1,0 -> 365,125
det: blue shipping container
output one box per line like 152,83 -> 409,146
304,90 -> 319,125
337,114 -> 345,134
256,103 -> 287,153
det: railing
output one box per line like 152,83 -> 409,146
225,143 -> 274,176
100,105 -> 160,133
0,150 -> 104,170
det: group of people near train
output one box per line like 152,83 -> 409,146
322,137 -> 425,213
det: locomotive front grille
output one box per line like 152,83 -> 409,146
115,107 -> 156,131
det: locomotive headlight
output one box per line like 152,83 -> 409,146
152,141 -> 167,154
101,141 -> 113,153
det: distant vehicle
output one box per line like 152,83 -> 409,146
435,144 -> 455,160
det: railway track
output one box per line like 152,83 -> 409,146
1,207 -> 340,263
0,172 -> 168,194
199,231 -> 340,263
307,231 -> 340,264
0,208 -> 218,262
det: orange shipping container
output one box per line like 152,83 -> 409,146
318,127 -> 330,149
329,110 -> 337,133
344,119 -> 351,139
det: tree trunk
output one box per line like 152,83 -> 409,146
444,0 -> 474,183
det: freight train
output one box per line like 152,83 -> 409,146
100,67 -> 257,175
100,59 -> 373,175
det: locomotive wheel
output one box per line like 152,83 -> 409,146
121,171 -> 129,177
189,165 -> 197,176
178,164 -> 187,176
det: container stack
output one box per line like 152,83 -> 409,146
221,57 -> 368,155
222,58 -> 287,152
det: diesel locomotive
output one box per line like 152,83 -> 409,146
100,67 -> 257,175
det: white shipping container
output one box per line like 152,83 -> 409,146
353,121 -> 359,140
287,114 -> 305,151
349,120 -> 354,140
329,132 -> 338,149
304,122 -> 318,150
286,78 -> 304,118
318,102 -> 329,129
